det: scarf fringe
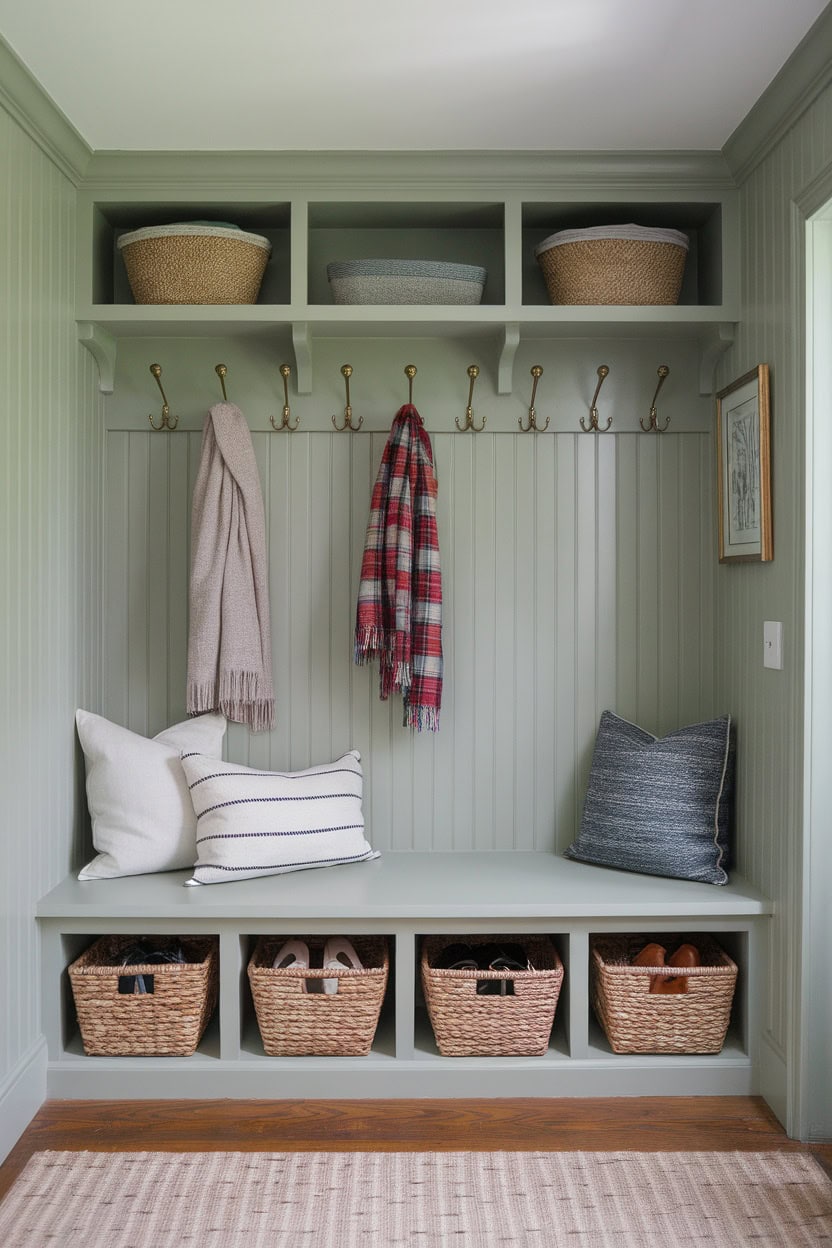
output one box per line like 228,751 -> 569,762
404,702 -> 440,732
188,673 -> 275,733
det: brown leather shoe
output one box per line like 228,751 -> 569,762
652,942 -> 701,993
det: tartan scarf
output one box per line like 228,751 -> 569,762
354,405 -> 443,731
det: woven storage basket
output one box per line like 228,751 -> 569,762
591,934 -> 738,1055
327,258 -> 486,305
248,936 -> 389,1056
117,223 -> 271,304
421,934 -> 563,1057
534,224 -> 689,306
68,935 -> 218,1056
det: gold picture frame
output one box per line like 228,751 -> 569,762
716,364 -> 772,563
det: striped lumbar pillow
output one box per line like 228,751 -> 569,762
181,749 -> 379,885
565,711 -> 735,886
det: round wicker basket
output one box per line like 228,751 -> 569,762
117,223 -> 271,305
535,224 -> 689,306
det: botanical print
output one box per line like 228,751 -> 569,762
726,395 -> 761,546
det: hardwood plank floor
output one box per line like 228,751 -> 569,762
2,1097 -> 831,1202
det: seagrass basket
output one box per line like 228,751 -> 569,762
421,934 -> 563,1057
68,935 -> 218,1056
117,223 -> 271,304
534,225 -> 689,305
591,934 -> 738,1055
248,936 -> 389,1056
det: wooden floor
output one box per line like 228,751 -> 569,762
2,1096 -> 831,1203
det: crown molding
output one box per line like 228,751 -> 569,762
81,148 -> 734,195
723,5 -> 832,184
0,37 -> 91,184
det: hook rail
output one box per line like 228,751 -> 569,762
148,364 -> 178,431
641,365 -> 671,432
272,364 -> 299,431
519,365 -> 549,432
332,364 -> 363,431
580,365 -> 612,432
456,364 -> 484,432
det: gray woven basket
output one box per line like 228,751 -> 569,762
535,224 -> 689,306
248,935 -> 389,1056
68,935 -> 218,1056
117,223 -> 271,305
421,934 -> 563,1057
327,258 -> 486,305
591,934 -> 738,1054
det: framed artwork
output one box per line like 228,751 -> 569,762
716,364 -> 772,563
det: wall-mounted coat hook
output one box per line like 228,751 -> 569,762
580,365 -> 612,432
404,364 -> 417,405
271,363 -> 299,431
332,364 -> 363,431
148,363 -> 178,431
215,363 -> 229,401
640,365 -> 671,432
519,365 -> 549,432
456,364 -> 485,432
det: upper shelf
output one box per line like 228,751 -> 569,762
76,190 -> 739,394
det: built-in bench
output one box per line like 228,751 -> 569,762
37,852 -> 773,1099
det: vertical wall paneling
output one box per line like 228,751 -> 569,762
0,108 -> 102,1105
103,424 -> 715,855
716,80 -> 832,1130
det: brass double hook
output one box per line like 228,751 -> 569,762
640,365 -> 671,432
271,364 -> 299,431
148,364 -> 178,431
332,364 -> 363,431
580,365 -> 612,432
456,365 -> 485,432
519,365 -> 549,432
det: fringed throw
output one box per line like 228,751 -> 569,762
354,404 -> 443,731
186,402 -> 275,732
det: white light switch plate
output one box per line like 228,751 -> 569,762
763,621 -> 783,669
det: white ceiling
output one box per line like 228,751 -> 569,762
0,0 -> 828,152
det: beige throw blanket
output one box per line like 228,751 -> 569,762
186,402 -> 275,731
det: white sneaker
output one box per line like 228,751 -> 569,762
322,937 -> 363,995
272,938 -> 310,993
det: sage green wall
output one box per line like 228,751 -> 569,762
717,78 -> 832,1134
0,101 -> 101,1150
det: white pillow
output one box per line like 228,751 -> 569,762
181,749 -> 379,885
77,710 -> 227,880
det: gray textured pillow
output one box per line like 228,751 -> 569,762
565,711 -> 735,885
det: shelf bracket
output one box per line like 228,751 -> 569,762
292,321 -> 312,395
497,322 -> 521,395
78,322 -> 116,394
699,322 -> 736,396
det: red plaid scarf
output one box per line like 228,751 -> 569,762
354,405 -> 443,731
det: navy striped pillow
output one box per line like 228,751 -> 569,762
181,750 -> 379,885
565,712 -> 735,885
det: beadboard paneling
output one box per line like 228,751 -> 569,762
0,109 -> 102,1094
102,429 -> 714,854
715,79 -> 832,1131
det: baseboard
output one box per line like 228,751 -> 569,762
0,1038 -> 47,1163
758,1030 -> 788,1132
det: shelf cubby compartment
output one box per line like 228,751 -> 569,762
86,200 -> 292,306
521,200 -> 725,308
306,200 -> 506,306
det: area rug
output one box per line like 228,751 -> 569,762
1,1150 -> 831,1246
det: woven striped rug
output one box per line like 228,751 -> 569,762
1,1149 -> 830,1246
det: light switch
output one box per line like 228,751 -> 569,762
763,621 -> 783,670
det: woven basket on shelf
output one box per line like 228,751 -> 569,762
534,225 -> 689,306
247,936 -> 389,1056
117,223 -> 271,304
591,934 -> 738,1055
421,934 -> 563,1057
68,935 -> 218,1056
